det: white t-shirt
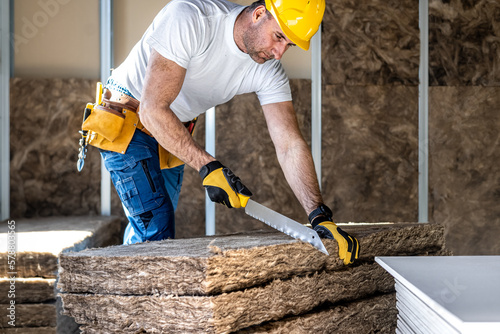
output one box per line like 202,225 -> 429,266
110,0 -> 292,122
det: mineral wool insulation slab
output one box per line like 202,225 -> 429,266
238,293 -> 398,334
0,278 -> 55,303
60,223 -> 446,333
75,293 -> 399,334
59,223 -> 445,295
0,216 -> 121,278
376,256 -> 500,334
0,302 -> 56,328
3,327 -> 55,334
62,262 -> 395,333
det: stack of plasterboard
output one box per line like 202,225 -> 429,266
58,222 -> 447,333
376,256 -> 500,334
0,216 -> 121,334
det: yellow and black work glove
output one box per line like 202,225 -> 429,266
199,161 -> 252,209
309,204 -> 360,265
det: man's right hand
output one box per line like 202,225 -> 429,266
199,161 -> 252,208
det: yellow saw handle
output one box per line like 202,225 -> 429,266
238,193 -> 250,208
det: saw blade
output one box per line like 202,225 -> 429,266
245,199 -> 329,255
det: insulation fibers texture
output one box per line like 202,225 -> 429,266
58,224 -> 444,296
59,223 -> 447,333
61,263 -> 394,333
238,293 -> 397,334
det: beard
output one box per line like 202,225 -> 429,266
242,17 -> 274,64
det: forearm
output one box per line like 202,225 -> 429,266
262,101 -> 324,215
140,105 -> 214,171
276,138 -> 323,215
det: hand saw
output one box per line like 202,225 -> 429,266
244,199 -> 329,255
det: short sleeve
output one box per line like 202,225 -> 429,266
145,1 -> 204,69
256,60 -> 292,106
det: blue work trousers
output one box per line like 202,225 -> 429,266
99,130 -> 184,244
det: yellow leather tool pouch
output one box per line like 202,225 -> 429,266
158,117 -> 197,169
82,105 -> 125,142
159,147 -> 184,169
83,106 -> 139,154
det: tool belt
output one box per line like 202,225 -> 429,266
80,82 -> 196,170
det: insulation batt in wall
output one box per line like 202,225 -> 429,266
322,0 -> 420,86
429,86 -> 500,255
429,0 -> 500,86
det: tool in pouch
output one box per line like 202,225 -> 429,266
77,82 -> 104,171
243,198 -> 329,255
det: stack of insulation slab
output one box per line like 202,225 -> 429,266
376,256 -> 500,333
0,216 -> 121,334
58,222 -> 447,333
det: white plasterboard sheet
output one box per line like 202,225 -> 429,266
376,256 -> 500,333
396,281 -> 459,334
397,315 -> 414,334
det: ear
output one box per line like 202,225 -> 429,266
252,5 -> 267,23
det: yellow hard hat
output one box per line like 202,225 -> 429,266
265,0 -> 325,51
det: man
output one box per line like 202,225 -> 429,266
84,0 -> 359,265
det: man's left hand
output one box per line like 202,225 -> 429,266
309,205 -> 360,265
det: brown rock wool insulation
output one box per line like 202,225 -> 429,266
322,0 -> 419,86
9,78 -> 100,218
429,0 -> 500,86
0,302 -> 56,328
0,278 -> 55,303
429,86 -> 500,255
58,223 -> 444,296
238,293 -> 397,334
321,85 -> 419,223
0,216 -> 121,278
62,262 -> 395,334
3,328 -> 56,334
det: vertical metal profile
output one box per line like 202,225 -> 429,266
100,0 -> 113,216
418,0 -> 429,222
9,0 -> 13,76
0,0 -> 11,220
205,107 -> 216,235
311,24 -> 322,190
